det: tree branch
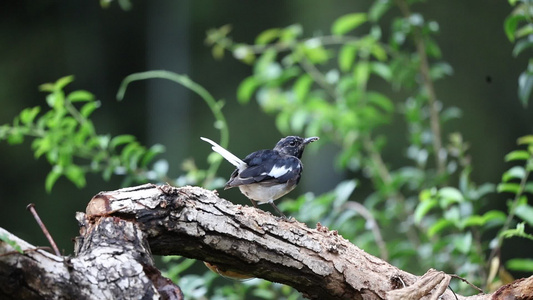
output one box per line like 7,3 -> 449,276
1,183 -> 531,299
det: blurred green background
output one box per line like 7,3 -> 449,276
0,0 -> 531,287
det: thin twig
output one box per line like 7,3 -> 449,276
26,203 -> 61,257
343,201 -> 389,260
450,274 -> 484,294
0,246 -> 52,257
362,135 -> 421,247
298,57 -> 338,100
394,0 -> 446,176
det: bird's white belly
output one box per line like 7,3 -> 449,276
238,183 -> 295,204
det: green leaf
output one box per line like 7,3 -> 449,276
65,164 -> 86,188
80,101 -> 101,117
237,76 -> 259,104
438,187 -> 464,207
518,71 -> 533,107
504,14 -> 525,42
339,44 -> 357,72
497,182 -> 521,194
461,210 -> 506,228
368,0 -> 392,21
110,134 -> 136,150
370,43 -> 387,61
290,110 -> 308,133
367,92 -> 393,113
507,258 -> 533,272
275,111 -> 291,135
453,232 -> 472,254
515,24 -> 533,39
232,45 -> 255,64
6,127 -> 24,145
353,61 -> 370,87
54,75 -> 75,91
513,36 -> 533,57
45,166 -> 62,193
505,150 -> 530,161
211,44 -> 225,60
331,13 -> 367,35
279,24 -> 302,42
414,198 -> 438,224
255,28 -> 281,45
370,62 -> 392,81
293,74 -> 313,102
302,43 -> 330,64
141,144 -> 166,167
515,203 -> 533,226
517,135 -> 533,146
19,106 -> 40,125
501,222 -> 533,241
67,90 -> 95,102
427,219 -> 453,237
502,166 -> 526,182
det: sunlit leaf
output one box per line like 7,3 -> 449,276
339,44 -> 357,72
438,187 -> 464,207
503,166 -> 527,182
110,134 -> 136,150
505,150 -> 530,161
255,28 -> 280,45
504,14 -> 525,42
427,219 -> 453,237
331,13 -> 367,35
54,75 -> 75,91
515,203 -> 533,226
19,107 -> 40,125
501,222 -> 533,241
517,135 -> 533,146
518,71 -> 533,107
237,76 -> 259,104
507,258 -> 533,272
45,166 -> 62,193
370,62 -> 392,81
353,61 -> 370,87
293,74 -> 313,102
65,164 -> 86,188
453,232 -> 472,254
513,36 -> 533,57
368,0 -> 392,21
414,198 -> 438,224
497,182 -> 521,194
67,90 -> 95,102
80,101 -> 101,117
141,144 -> 165,167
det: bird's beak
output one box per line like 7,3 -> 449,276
303,137 -> 319,144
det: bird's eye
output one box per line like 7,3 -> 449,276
289,141 -> 296,146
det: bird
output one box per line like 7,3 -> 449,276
201,136 -> 319,219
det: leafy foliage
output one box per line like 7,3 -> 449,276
0,76 -> 166,191
505,0 -> 533,106
199,0 -> 533,297
2,1 -> 533,299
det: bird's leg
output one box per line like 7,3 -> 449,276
249,199 -> 258,208
269,201 -> 288,219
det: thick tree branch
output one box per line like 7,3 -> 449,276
1,183 -> 532,299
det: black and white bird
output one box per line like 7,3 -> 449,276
201,136 -> 319,218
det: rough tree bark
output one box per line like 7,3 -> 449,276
0,183 -> 532,299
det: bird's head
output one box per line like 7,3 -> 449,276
274,136 -> 319,158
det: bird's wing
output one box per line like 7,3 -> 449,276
226,152 -> 301,187
201,137 -> 246,171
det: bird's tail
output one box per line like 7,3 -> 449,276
200,137 -> 246,170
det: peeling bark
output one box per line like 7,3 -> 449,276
1,183 -> 532,299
